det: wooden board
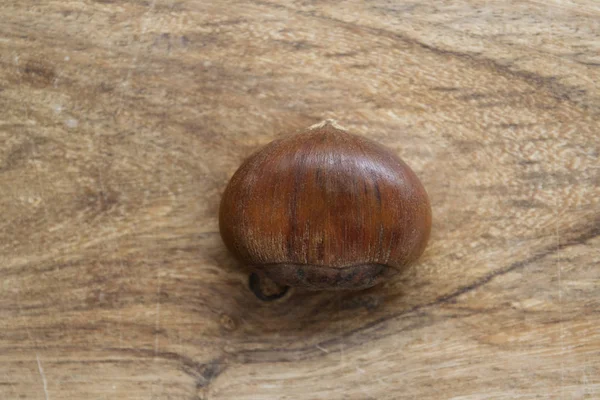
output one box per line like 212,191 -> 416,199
1,1 -> 599,399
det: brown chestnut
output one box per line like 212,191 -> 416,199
220,120 -> 431,292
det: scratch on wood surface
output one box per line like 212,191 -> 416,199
129,0 -> 157,82
154,275 -> 162,359
556,219 -> 566,397
117,0 -> 158,116
315,344 -> 329,354
35,354 -> 49,400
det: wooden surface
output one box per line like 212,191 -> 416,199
1,1 -> 599,399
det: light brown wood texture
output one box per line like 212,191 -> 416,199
1,1 -> 599,399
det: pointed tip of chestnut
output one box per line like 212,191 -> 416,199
220,121 -> 431,291
308,118 -> 348,131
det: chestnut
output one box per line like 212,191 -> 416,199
220,120 -> 431,293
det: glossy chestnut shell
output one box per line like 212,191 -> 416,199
220,120 -> 431,291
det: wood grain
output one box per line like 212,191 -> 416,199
0,0 -> 598,399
